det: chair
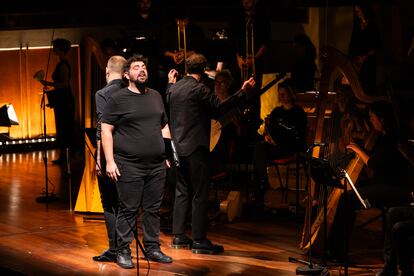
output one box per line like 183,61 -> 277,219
209,170 -> 238,224
266,153 -> 304,212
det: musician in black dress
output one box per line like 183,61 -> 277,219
252,80 -> 307,205
39,38 -> 75,164
329,100 -> 413,261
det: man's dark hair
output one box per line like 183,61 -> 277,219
123,54 -> 146,73
186,53 -> 207,75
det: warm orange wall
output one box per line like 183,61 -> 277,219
0,47 -> 80,139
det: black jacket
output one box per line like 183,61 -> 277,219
167,75 -> 246,157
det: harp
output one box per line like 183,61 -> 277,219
75,37 -> 107,213
299,46 -> 387,253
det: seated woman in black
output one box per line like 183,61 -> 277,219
377,204 -> 414,276
253,80 -> 307,204
329,100 -> 413,260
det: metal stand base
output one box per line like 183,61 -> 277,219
289,246 -> 330,275
296,265 -> 326,275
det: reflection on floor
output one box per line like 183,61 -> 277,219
0,149 -> 385,275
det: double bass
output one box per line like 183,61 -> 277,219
299,46 -> 387,254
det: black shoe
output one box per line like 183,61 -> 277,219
92,249 -> 116,262
146,250 -> 173,263
172,235 -> 193,249
192,239 -> 224,254
116,250 -> 134,269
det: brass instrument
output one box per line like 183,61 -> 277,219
299,46 -> 388,254
239,16 -> 256,82
176,18 -> 188,74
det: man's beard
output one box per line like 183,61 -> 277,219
133,79 -> 147,93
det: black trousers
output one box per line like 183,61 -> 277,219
384,206 -> 414,274
173,147 -> 210,240
329,184 -> 412,257
115,162 -> 166,253
97,174 -> 118,254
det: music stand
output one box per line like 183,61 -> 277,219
309,159 -> 370,276
0,104 -> 19,148
310,158 -> 344,265
289,145 -> 332,276
336,168 -> 370,276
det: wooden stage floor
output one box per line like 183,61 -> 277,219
0,149 -> 386,275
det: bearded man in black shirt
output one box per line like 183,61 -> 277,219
101,55 -> 173,268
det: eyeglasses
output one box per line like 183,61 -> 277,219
215,80 -> 227,86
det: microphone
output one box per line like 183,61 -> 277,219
312,142 -> 328,147
170,140 -> 180,167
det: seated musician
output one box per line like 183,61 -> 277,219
252,80 -> 308,205
376,199 -> 414,276
329,100 -> 414,261
210,70 -> 245,177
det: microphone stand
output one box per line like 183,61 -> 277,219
289,143 -> 329,276
36,88 -> 58,205
36,31 -> 57,205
